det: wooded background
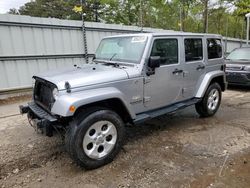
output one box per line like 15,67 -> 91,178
8,0 -> 250,39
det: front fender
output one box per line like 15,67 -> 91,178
195,70 -> 226,98
51,87 -> 136,118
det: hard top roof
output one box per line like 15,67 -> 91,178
103,32 -> 222,39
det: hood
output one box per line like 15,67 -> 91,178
225,59 -> 250,71
225,59 -> 250,65
35,64 -> 129,90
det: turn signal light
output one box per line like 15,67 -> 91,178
69,105 -> 76,113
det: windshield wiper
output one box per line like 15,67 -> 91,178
104,61 -> 119,67
99,53 -> 119,67
93,58 -> 119,67
109,53 -> 117,61
93,53 -> 120,67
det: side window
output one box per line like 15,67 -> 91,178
185,39 -> 203,62
150,39 -> 178,65
207,38 -> 222,59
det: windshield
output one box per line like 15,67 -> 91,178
227,48 -> 250,61
95,36 -> 148,64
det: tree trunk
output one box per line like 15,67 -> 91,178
203,0 -> 208,33
181,5 -> 185,31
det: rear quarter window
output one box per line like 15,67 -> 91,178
207,38 -> 222,59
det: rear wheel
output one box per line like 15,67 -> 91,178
195,82 -> 222,117
65,107 -> 125,169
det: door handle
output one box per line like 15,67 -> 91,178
196,65 -> 205,70
183,71 -> 189,77
172,69 -> 183,74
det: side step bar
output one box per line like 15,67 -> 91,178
134,98 -> 200,124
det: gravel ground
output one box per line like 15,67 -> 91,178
0,87 -> 250,188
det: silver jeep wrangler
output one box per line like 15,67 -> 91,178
20,33 -> 227,169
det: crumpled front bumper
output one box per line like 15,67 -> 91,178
19,102 -> 58,137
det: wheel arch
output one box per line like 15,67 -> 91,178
74,98 -> 134,124
210,76 -> 226,91
195,70 -> 227,98
51,87 -> 136,122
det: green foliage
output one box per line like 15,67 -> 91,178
8,0 -> 249,39
16,0 -> 71,19
234,0 -> 250,16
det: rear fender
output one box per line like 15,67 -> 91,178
195,70 -> 227,98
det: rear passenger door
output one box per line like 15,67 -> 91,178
182,37 -> 206,99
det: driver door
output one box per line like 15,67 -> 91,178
144,37 -> 184,110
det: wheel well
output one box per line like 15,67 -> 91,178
210,76 -> 226,91
74,98 -> 132,124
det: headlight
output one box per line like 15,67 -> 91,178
52,88 -> 59,100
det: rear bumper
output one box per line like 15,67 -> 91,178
226,71 -> 250,86
19,102 -> 58,136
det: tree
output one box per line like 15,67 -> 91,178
14,0 -> 71,19
202,0 -> 209,33
8,8 -> 19,15
234,0 -> 250,16
8,0 -> 104,21
178,0 -> 197,31
7,0 -> 250,39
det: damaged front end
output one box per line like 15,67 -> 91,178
19,102 -> 59,137
19,77 -> 67,137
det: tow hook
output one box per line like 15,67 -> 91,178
29,118 -> 54,137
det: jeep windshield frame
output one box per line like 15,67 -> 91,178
94,36 -> 148,64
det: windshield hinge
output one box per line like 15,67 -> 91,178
144,77 -> 151,84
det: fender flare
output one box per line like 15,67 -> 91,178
195,70 -> 226,98
51,87 -> 136,119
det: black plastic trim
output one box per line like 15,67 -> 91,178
28,101 -> 57,122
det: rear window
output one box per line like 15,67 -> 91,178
185,39 -> 203,62
207,39 -> 222,59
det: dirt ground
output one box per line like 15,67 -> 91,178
0,87 -> 249,188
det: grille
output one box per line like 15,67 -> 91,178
34,78 -> 55,110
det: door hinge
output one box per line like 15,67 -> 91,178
183,71 -> 189,77
182,88 -> 187,95
144,77 -> 151,84
144,96 -> 151,103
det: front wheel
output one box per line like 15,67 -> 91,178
195,83 -> 222,117
65,107 -> 125,169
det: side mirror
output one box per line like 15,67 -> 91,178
148,56 -> 161,69
147,56 -> 161,76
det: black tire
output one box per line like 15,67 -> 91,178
195,82 -> 222,117
65,107 -> 125,169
